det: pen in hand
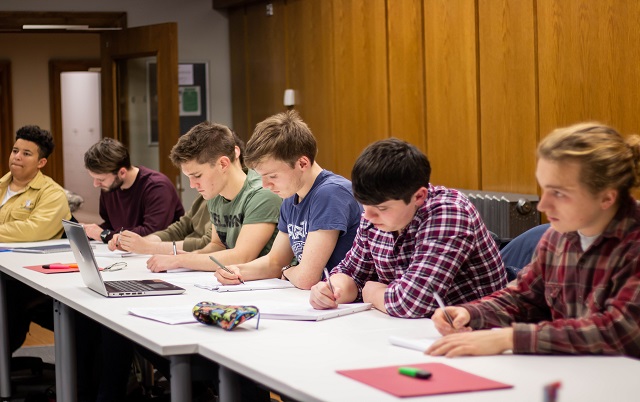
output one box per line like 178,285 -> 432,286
425,280 -> 455,327
323,267 -> 335,294
115,227 -> 124,247
209,255 -> 245,284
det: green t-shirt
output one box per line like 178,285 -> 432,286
207,169 -> 281,256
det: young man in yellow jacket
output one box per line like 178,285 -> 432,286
0,125 -> 70,242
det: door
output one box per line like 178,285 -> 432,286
100,23 -> 181,190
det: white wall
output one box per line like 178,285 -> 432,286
1,0 -> 231,208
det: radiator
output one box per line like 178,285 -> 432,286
456,189 -> 541,240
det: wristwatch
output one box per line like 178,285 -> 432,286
100,229 -> 113,243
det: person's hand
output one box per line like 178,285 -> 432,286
426,328 -> 514,357
432,307 -> 472,335
117,231 -> 148,253
107,234 -> 122,251
309,281 -> 341,310
146,255 -> 179,272
214,265 -> 243,285
82,223 -> 103,241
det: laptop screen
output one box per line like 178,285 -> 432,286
62,219 -> 109,296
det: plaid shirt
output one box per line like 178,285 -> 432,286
464,198 -> 640,357
332,184 -> 507,318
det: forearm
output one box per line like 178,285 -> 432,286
331,273 -> 359,304
236,255 -> 282,281
281,263 -> 323,290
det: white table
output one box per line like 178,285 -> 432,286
2,241 -> 640,402
0,241 -> 206,402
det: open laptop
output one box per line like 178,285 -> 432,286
62,220 -> 185,297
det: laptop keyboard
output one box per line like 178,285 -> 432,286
108,280 -> 154,292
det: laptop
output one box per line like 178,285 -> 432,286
62,220 -> 185,297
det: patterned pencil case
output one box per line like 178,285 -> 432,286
192,301 -> 260,331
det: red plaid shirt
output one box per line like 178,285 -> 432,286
332,184 -> 507,318
465,198 -> 640,357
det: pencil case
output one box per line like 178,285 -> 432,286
192,301 -> 260,331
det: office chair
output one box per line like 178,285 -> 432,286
500,224 -> 550,281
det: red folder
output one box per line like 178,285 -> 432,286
337,362 -> 512,397
24,264 -> 80,274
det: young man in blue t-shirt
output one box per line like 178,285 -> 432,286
216,110 -> 363,289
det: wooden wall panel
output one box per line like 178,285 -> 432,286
331,0 -> 388,179
286,0 -> 336,169
245,0 -> 287,134
387,0 -> 426,152
538,0 -> 640,138
424,0 -> 479,189
228,6 -> 250,141
478,0 -> 538,194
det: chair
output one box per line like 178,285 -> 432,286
500,224 -> 550,281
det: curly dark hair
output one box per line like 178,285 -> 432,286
16,125 -> 55,159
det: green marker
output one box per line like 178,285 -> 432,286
398,367 -> 432,379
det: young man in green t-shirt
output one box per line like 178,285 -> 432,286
123,121 -> 282,272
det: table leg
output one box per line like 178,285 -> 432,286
170,355 -> 191,402
0,273 -> 11,400
54,300 -> 77,402
218,365 -> 241,402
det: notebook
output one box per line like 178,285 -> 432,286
62,220 -> 185,298
252,300 -> 372,321
6,244 -> 72,254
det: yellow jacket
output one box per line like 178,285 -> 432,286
0,171 -> 71,242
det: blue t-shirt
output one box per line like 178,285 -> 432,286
278,170 -> 363,269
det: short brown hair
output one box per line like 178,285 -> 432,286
170,122 -> 237,166
537,122 -> 640,200
245,110 -> 317,168
84,138 -> 131,174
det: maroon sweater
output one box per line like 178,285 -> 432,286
99,166 -> 184,236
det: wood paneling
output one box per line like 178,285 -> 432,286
286,0 -> 336,169
387,0 -> 426,152
229,6 -> 250,141
332,0 -> 388,178
537,0 -> 640,138
478,0 -> 538,194
0,61 -> 12,178
424,0 -> 479,189
245,0 -> 287,133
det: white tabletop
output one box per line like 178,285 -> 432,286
2,241 -> 640,402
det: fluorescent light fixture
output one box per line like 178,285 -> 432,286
23,24 -> 90,30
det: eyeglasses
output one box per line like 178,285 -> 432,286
103,262 -> 127,272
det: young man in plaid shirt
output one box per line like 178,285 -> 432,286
428,123 -> 640,358
310,138 -> 507,318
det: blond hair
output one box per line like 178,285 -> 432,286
537,122 -> 640,199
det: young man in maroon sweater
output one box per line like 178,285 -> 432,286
81,137 -> 184,243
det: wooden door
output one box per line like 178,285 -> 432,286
100,23 -> 180,188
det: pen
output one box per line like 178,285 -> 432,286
43,263 -> 78,269
398,367 -> 432,379
209,255 -> 245,284
323,267 -> 335,293
544,381 -> 561,402
115,227 -> 124,247
425,280 -> 455,327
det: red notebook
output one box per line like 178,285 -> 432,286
24,264 -> 80,274
337,362 -> 512,397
